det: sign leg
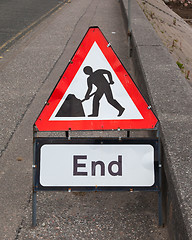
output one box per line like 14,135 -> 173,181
157,125 -> 163,226
158,190 -> 163,226
32,190 -> 37,227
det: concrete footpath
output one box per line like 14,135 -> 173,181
0,0 -> 170,239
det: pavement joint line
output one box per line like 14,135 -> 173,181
0,96 -> 34,160
136,44 -> 162,47
69,0 -> 96,28
0,0 -> 68,53
15,219 -> 24,240
14,193 -> 32,240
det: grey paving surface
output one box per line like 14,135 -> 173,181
18,191 -> 167,240
0,0 -> 169,239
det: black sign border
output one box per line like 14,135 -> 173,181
34,137 -> 160,192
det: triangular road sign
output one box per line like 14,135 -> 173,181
35,27 -> 158,131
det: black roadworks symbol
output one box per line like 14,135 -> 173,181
56,66 -> 125,117
84,66 -> 125,117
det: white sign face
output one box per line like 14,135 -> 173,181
40,144 -> 154,187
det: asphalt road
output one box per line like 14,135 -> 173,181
0,0 -> 67,54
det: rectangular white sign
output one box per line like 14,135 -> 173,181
39,144 -> 154,187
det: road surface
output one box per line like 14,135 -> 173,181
0,0 -> 67,54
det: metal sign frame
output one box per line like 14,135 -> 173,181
32,26 -> 162,228
32,126 -> 162,227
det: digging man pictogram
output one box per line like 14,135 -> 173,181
83,66 -> 125,117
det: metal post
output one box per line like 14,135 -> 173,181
66,131 -> 69,138
32,190 -> 37,227
127,131 -> 130,137
158,190 -> 163,226
128,0 -> 132,57
32,129 -> 37,227
157,126 -> 163,226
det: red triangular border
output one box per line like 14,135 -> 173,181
35,27 -> 158,131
